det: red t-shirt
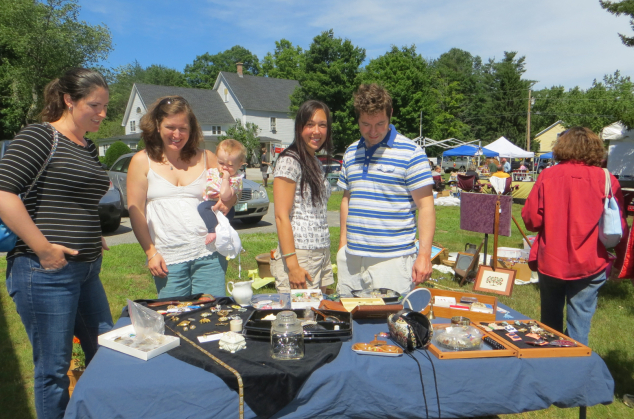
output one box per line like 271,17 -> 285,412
521,161 -> 628,280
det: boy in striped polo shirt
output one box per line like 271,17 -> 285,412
336,84 -> 436,295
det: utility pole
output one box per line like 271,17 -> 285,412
526,89 -> 532,152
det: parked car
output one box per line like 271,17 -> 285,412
535,159 -> 552,174
441,156 -> 470,173
108,153 -> 269,225
99,183 -> 123,233
510,159 -> 533,171
1,139 -> 122,233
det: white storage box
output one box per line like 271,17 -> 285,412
523,235 -> 536,250
290,289 -> 323,309
98,325 -> 180,361
497,247 -> 524,259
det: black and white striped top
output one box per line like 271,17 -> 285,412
0,123 -> 109,262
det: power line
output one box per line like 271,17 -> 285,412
462,112 -> 614,121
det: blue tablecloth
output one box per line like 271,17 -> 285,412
64,304 -> 614,419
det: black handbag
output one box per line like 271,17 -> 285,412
387,309 -> 433,352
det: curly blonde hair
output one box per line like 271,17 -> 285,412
553,127 -> 605,167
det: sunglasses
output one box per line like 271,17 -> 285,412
159,96 -> 189,106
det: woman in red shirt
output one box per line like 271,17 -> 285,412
522,127 -> 628,346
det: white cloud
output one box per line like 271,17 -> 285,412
78,0 -> 634,89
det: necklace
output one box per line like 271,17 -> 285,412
163,155 -> 175,170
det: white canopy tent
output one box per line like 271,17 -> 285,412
601,121 -> 634,178
483,136 -> 534,158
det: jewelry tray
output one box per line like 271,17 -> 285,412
427,323 -> 517,360
243,309 -> 352,342
474,320 -> 591,358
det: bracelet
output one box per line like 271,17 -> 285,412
147,251 -> 159,262
281,252 -> 296,258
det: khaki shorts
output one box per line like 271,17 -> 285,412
270,246 -> 334,293
336,246 -> 416,296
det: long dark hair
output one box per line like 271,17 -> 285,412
40,68 -> 108,122
280,100 -> 333,205
139,96 -> 202,164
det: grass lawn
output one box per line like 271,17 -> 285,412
1,203 -> 634,418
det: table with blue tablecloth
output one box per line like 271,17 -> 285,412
64,304 -> 614,419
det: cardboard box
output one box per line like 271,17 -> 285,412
98,325 -> 180,361
511,263 -> 533,282
438,190 -> 451,197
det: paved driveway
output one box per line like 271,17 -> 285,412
103,203 -> 341,247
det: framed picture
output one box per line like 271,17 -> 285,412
473,266 -> 515,297
430,245 -> 444,262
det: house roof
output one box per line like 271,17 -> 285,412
534,120 -> 565,138
216,72 -> 299,113
133,83 -> 236,125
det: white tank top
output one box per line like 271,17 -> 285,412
145,152 -> 214,265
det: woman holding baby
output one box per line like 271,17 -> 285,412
127,96 -> 240,298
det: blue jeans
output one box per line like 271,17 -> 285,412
6,254 -> 113,419
197,200 -> 235,233
153,253 -> 228,298
538,270 -> 606,346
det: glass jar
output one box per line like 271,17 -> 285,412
270,311 -> 304,360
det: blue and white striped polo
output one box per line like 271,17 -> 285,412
337,125 -> 433,257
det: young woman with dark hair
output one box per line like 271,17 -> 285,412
522,126 -> 629,345
0,67 -> 114,418
127,96 -> 236,298
270,100 -> 334,292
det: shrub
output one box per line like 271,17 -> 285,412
137,138 -> 145,151
104,141 -> 131,168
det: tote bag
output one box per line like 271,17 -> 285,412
599,168 -> 623,249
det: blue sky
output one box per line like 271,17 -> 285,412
78,0 -> 634,90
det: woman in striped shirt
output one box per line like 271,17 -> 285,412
0,68 -> 114,419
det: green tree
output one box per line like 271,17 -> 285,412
184,45 -> 260,89
0,0 -> 112,138
530,71 -> 634,134
431,48 -> 486,142
88,61 -> 188,141
261,39 -> 303,80
137,138 -> 145,151
358,45 -> 438,141
291,30 -> 366,151
104,141 -> 131,168
219,119 -> 260,164
600,0 -> 634,46
479,52 -> 533,148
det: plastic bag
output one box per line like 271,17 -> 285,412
127,299 -> 165,343
214,209 -> 241,258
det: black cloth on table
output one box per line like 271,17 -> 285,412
122,295 -> 342,418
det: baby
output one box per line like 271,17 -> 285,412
198,139 -> 246,244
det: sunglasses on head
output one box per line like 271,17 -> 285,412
159,96 -> 188,106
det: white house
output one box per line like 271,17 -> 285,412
97,64 -> 299,161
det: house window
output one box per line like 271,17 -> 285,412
130,121 -> 136,132
136,107 -> 141,114
270,117 -> 276,132
129,143 -> 137,150
212,126 -> 221,135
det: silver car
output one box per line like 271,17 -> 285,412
108,153 -> 269,224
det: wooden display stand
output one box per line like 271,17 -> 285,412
427,324 -> 517,360
420,287 -> 498,324
474,320 -> 592,358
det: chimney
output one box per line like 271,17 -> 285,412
236,62 -> 243,78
